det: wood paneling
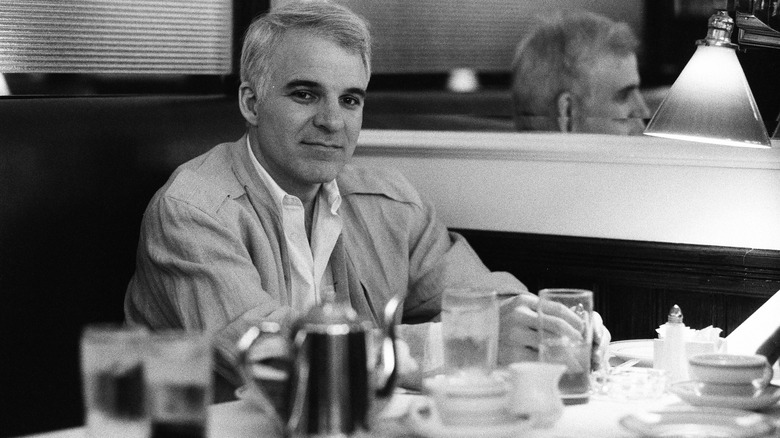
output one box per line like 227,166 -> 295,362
455,229 -> 780,341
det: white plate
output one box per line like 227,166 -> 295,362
406,397 -> 534,438
620,406 -> 775,438
670,381 -> 780,411
610,339 -> 654,367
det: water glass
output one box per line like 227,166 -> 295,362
442,287 -> 499,375
80,324 -> 149,438
538,288 -> 594,404
145,331 -> 213,438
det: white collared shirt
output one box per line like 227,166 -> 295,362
247,139 -> 343,311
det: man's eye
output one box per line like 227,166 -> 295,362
291,90 -> 315,101
342,96 -> 363,107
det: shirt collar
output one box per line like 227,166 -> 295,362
246,137 -> 341,214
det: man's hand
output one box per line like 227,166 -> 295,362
498,292 -> 610,370
591,311 -> 611,371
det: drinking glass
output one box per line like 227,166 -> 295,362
538,288 -> 594,404
80,324 -> 149,438
442,287 -> 499,375
145,331 -> 213,438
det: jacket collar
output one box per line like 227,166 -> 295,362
229,133 -> 274,203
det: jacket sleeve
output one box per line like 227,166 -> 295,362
125,185 -> 296,388
402,191 -> 528,322
395,175 -> 528,380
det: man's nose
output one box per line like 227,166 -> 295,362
630,89 -> 652,119
313,99 -> 345,131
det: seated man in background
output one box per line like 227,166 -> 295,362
125,1 -> 608,400
511,10 -> 651,135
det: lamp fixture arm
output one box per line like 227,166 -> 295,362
733,0 -> 780,49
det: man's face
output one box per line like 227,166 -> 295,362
578,54 -> 650,135
242,30 -> 369,197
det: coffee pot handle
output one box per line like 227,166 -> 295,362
285,329 -> 310,432
375,294 -> 401,398
236,322 -> 289,434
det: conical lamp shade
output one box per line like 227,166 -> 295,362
645,44 -> 771,148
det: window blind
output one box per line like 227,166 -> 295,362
337,0 -> 643,75
0,0 -> 232,74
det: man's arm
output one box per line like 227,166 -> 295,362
395,184 -> 529,379
125,191 -> 296,387
384,174 -> 610,380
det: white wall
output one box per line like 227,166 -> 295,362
353,130 -> 780,250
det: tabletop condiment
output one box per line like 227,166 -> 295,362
661,305 -> 686,383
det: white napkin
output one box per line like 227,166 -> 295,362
654,324 -> 725,381
726,290 -> 780,355
655,324 -> 724,346
725,290 -> 780,379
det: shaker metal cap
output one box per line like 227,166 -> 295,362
668,304 -> 684,323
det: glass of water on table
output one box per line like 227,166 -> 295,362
538,288 -> 594,405
442,287 -> 499,375
145,331 -> 213,438
80,324 -> 149,438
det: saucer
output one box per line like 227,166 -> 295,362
422,372 -> 511,422
406,397 -> 534,438
620,406 -> 775,438
610,339 -> 654,367
670,381 -> 780,411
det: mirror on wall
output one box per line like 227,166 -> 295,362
3,0 -> 778,136
352,0 -> 651,134
348,0 -> 780,136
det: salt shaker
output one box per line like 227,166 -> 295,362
661,305 -> 686,383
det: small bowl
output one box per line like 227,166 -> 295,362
688,354 -> 772,388
596,367 -> 668,400
422,372 -> 511,426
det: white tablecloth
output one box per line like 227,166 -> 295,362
17,389 -> 780,438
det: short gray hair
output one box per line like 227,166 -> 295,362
240,1 -> 372,97
511,11 -> 639,131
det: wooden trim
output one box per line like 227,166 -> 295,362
356,129 -> 780,170
454,229 -> 780,340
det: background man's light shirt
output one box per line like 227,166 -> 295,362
247,139 -> 342,311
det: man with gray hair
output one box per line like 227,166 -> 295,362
511,10 -> 651,135
126,1 -> 608,400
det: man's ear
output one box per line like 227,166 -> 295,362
556,91 -> 574,133
238,82 -> 260,126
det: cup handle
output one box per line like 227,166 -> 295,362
235,323 -> 288,434
761,358 -> 774,387
406,398 -> 443,434
508,401 -> 559,429
756,324 -> 780,368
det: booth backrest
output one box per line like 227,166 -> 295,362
0,91 -> 515,437
0,95 -> 245,437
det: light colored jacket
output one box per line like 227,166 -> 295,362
125,135 -> 524,390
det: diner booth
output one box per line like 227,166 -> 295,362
2,1 -> 780,437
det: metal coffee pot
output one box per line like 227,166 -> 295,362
237,295 -> 400,437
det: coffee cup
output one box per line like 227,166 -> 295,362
421,373 -> 511,426
505,362 -> 566,428
688,353 -> 773,396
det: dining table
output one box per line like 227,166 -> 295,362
17,311 -> 780,438
16,381 -> 780,438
